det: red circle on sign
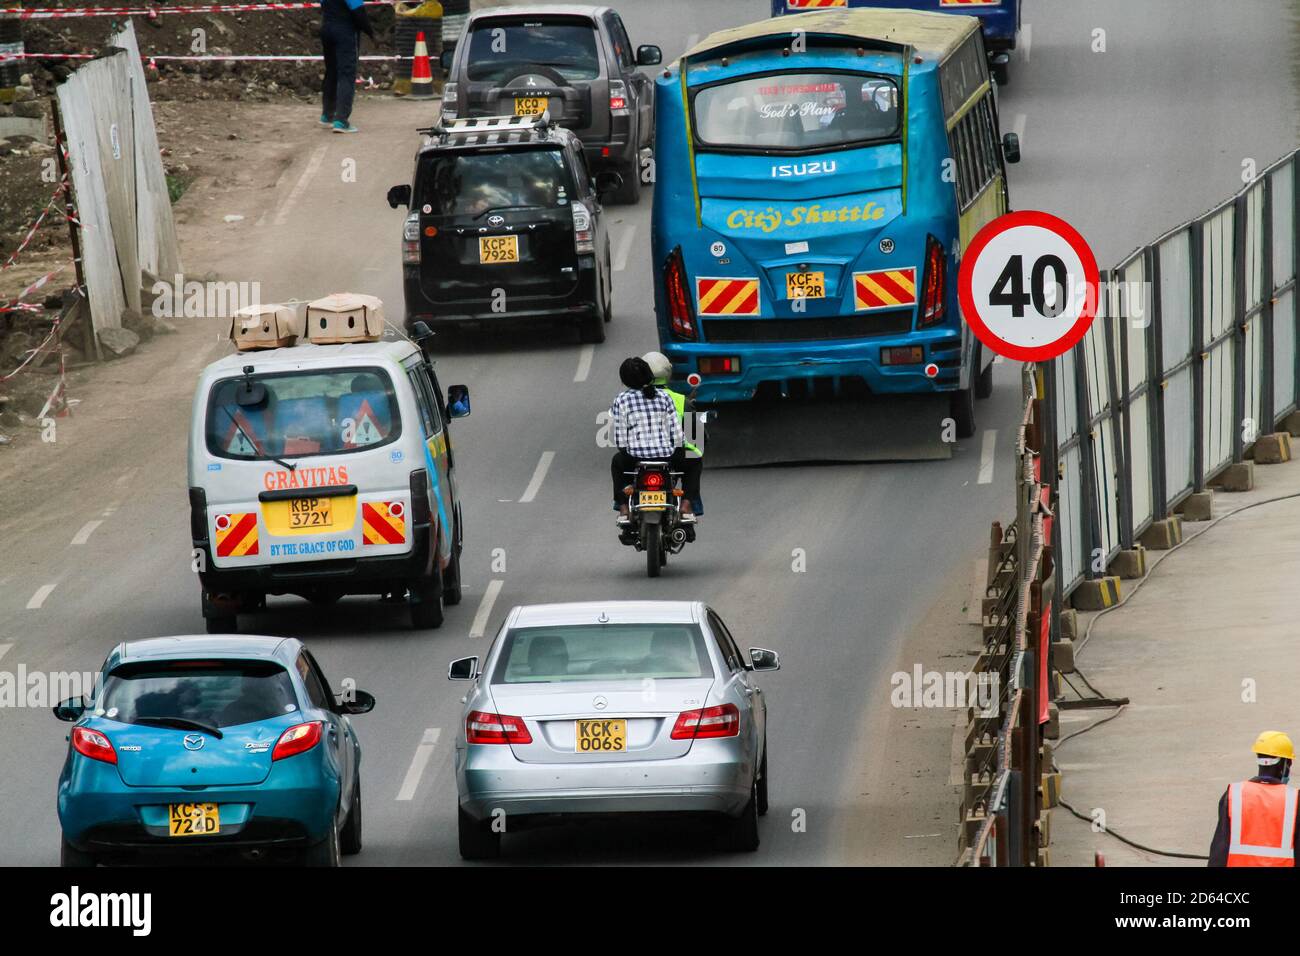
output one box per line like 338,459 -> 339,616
215,514 -> 231,531
958,210 -> 1100,363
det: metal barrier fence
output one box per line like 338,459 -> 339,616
1046,150 -> 1298,598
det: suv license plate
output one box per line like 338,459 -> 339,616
514,96 -> 547,116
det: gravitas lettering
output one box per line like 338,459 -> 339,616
262,466 -> 350,492
49,886 -> 152,937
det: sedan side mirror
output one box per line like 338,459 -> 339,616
387,184 -> 412,209
448,656 -> 479,681
594,170 -> 624,199
749,647 -> 781,672
1002,132 -> 1021,164
54,696 -> 86,722
447,384 -> 471,418
339,689 -> 376,715
636,44 -> 663,67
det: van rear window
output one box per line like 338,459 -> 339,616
205,367 -> 401,461
692,72 -> 899,152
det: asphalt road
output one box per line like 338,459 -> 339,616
0,0 -> 1295,867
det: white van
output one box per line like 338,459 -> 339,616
187,337 -> 470,632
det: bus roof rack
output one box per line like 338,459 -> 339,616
417,111 -> 554,146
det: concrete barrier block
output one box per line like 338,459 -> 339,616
1109,547 -> 1147,579
1253,432 -> 1293,464
1281,411 -> 1300,437
1059,608 -> 1079,641
1044,702 -> 1060,739
1139,516 -> 1183,550
1041,772 -> 1062,809
1051,637 -> 1076,674
1181,490 -> 1214,521
1215,461 -> 1254,492
1071,575 -> 1120,611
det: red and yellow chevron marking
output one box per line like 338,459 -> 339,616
788,0 -> 847,7
697,278 -> 760,316
362,501 -> 406,546
214,512 -> 259,558
854,268 -> 917,312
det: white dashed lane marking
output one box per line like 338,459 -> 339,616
574,344 -> 594,383
518,451 -> 555,503
26,584 -> 56,610
977,429 -> 997,485
395,728 -> 442,802
70,520 -> 104,546
469,579 -> 504,640
613,224 -> 637,272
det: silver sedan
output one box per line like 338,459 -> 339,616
448,600 -> 780,859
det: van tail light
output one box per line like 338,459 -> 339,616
272,721 -> 322,761
403,215 -> 421,265
409,469 -> 431,524
664,247 -> 696,340
466,711 -> 533,744
670,703 -> 741,740
609,80 -> 630,115
441,81 -> 459,117
189,486 -> 208,543
918,234 -> 947,328
572,201 -> 594,254
72,727 -> 117,764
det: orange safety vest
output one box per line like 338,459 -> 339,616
1227,780 -> 1298,866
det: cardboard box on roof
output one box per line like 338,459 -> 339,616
229,303 -> 303,351
306,292 -> 386,344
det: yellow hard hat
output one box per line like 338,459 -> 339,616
1253,731 -> 1295,761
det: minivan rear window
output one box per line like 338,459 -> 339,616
205,366 -> 401,461
466,19 -> 600,83
494,624 -> 714,683
692,71 -> 900,152
417,148 -> 568,219
99,661 -> 299,729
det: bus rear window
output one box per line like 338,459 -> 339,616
692,72 -> 899,152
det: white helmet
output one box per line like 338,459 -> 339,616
641,351 -> 672,383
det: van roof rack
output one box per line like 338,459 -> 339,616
417,111 -> 554,146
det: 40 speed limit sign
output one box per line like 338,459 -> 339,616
958,210 -> 1100,362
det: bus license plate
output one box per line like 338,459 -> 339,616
787,271 -> 825,299
576,719 -> 627,753
638,491 -> 667,507
479,235 -> 519,264
289,496 -> 333,529
514,96 -> 547,116
168,802 -> 220,837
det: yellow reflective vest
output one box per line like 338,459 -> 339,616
666,387 -> 701,457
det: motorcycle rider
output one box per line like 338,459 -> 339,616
642,351 -> 704,519
609,356 -> 689,528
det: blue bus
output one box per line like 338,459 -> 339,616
651,8 -> 1020,437
771,0 -> 1020,85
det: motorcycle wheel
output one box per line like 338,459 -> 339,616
645,523 -> 662,578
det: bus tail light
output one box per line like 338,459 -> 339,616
665,247 -> 696,340
698,356 -> 740,375
918,234 -> 947,328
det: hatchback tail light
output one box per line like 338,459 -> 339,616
670,703 -> 741,740
609,80 -> 630,114
572,201 -> 594,254
403,215 -> 421,265
664,247 -> 696,340
272,721 -> 322,762
918,234 -> 947,328
72,727 -> 117,764
466,711 -> 533,745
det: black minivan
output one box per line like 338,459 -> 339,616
387,114 -> 620,343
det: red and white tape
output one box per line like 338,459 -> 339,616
2,182 -> 66,274
9,51 -> 405,61
1,2 -> 389,20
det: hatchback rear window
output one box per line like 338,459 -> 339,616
494,624 -> 714,683
98,661 -> 299,729
205,366 -> 401,461
417,148 -> 568,219
466,19 -> 601,83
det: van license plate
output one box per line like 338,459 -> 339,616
787,271 -> 825,299
168,802 -> 220,837
576,719 -> 627,753
289,496 -> 333,529
479,235 -> 519,264
514,96 -> 547,116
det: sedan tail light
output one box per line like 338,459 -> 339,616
467,711 -> 533,745
918,234 -> 947,328
403,215 -> 421,265
72,727 -> 117,764
670,703 -> 741,740
664,247 -> 696,340
272,721 -> 322,761
572,201 -> 594,254
609,79 -> 630,115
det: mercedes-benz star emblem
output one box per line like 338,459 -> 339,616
183,734 -> 205,751
593,696 -> 608,711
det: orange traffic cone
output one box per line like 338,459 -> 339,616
409,31 -> 434,100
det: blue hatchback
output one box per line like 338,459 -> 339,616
54,635 -> 375,866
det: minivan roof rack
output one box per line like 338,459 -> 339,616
417,111 -> 554,146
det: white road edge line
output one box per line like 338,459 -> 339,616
470,579 -> 504,639
518,450 -> 555,503
613,224 -> 637,272
395,727 -> 442,802
27,584 -> 56,610
70,519 -> 104,546
977,429 -> 997,485
573,344 -> 594,383
0,644 -> 12,664
274,144 -> 328,227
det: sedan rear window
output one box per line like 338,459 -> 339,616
416,148 -> 568,219
98,661 -> 299,729
466,19 -> 601,83
494,624 -> 714,683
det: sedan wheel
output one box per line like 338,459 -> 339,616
457,806 -> 501,861
718,784 -> 760,852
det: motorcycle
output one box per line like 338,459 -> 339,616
619,459 -> 692,578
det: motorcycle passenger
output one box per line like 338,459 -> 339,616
641,350 -> 704,518
609,356 -> 689,527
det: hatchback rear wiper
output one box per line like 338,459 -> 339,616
134,716 -> 225,739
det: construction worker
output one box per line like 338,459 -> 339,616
1208,731 -> 1300,866
642,351 -> 704,524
